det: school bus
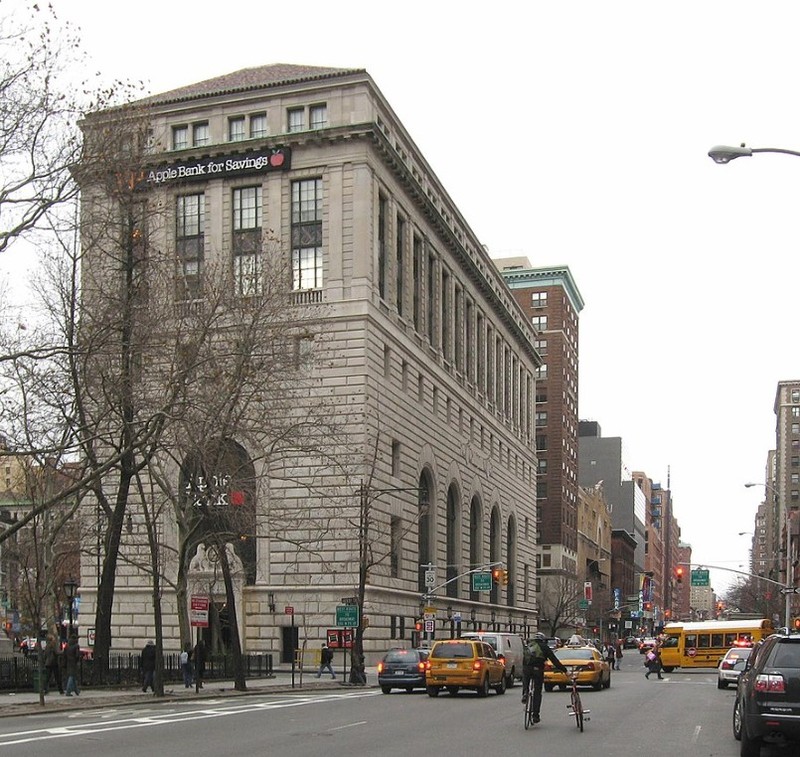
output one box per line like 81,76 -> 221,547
659,619 -> 774,671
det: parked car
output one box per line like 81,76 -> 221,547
459,631 -> 524,687
544,643 -> 612,691
734,631 -> 800,755
425,638 -> 506,697
624,636 -> 640,649
717,646 -> 752,689
377,647 -> 429,693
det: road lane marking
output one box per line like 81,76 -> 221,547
692,725 -> 701,743
330,721 -> 367,731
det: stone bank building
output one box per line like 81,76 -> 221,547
78,65 -> 542,664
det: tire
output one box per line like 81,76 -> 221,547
593,677 -> 603,691
495,675 -> 507,695
718,679 -> 727,689
381,686 -> 391,694
524,689 -> 534,730
662,666 -> 674,673
447,686 -> 459,696
571,689 -> 584,732
426,686 -> 440,697
477,676 -> 489,697
405,687 -> 413,693
544,683 -> 554,692
603,673 -> 611,689
505,669 -> 515,688
733,698 -> 743,741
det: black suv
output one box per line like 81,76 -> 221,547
733,631 -> 800,756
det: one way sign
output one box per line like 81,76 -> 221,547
780,587 -> 800,595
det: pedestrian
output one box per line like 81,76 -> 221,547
604,641 -> 615,670
520,633 -> 568,724
316,643 -> 336,679
193,639 -> 206,689
64,633 -> 80,696
43,634 -> 63,695
180,642 -> 193,688
140,640 -> 156,692
614,639 -> 623,670
644,644 -> 663,679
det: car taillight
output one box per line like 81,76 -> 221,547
377,662 -> 385,674
754,674 -> 785,693
720,661 -> 732,670
473,660 -> 483,671
425,661 -> 431,671
498,657 -> 507,667
418,662 -> 426,672
585,662 -> 595,671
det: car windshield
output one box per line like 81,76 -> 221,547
556,648 -> 594,660
431,643 -> 473,658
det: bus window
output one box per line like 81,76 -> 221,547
685,634 -> 697,649
662,636 -> 679,648
711,633 -> 724,647
698,634 -> 710,649
724,633 -> 737,646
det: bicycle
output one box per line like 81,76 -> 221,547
523,678 -> 536,729
565,667 -> 590,732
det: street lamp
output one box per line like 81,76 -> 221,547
745,482 -> 792,627
708,144 -> 800,163
63,577 -> 78,640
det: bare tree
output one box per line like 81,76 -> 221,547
538,574 -> 583,638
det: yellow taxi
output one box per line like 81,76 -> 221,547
543,643 -> 612,691
425,638 -> 507,697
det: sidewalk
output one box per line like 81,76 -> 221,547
0,667 -> 378,718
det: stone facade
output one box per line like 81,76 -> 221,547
77,65 -> 542,662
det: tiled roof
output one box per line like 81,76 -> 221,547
141,63 -> 366,106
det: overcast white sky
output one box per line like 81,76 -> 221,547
4,0 -> 800,594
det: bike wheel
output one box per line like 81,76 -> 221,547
571,689 -> 584,732
524,690 -> 534,729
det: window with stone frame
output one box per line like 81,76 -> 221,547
291,178 -> 323,290
176,193 -> 205,300
232,186 -> 262,296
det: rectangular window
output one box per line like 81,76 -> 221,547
287,107 -> 305,133
233,187 -> 262,296
396,215 -> 405,315
531,291 -> 547,308
228,116 -> 246,142
172,125 -> 189,150
534,338 -> 547,356
441,269 -> 450,359
535,364 -> 548,380
793,389 -> 800,403
390,516 -> 402,578
392,439 -> 401,476
532,315 -> 547,331
291,178 -> 323,290
427,253 -> 437,346
535,411 -> 547,427
378,194 -> 387,300
250,113 -> 267,138
310,104 -> 327,129
454,286 -> 463,371
412,234 -> 422,331
176,193 -> 205,299
192,122 -> 209,147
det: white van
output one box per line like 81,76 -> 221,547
459,631 -> 525,687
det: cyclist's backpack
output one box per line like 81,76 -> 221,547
525,640 -> 545,664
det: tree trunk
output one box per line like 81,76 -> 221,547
217,541 -> 246,691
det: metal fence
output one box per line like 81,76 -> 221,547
0,652 -> 274,691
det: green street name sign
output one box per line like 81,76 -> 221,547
691,569 -> 710,587
471,572 -> 492,592
335,605 -> 359,627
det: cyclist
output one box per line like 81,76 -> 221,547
521,632 -> 568,723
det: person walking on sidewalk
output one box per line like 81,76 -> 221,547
193,639 -> 206,689
43,634 -> 63,695
316,643 -> 336,679
141,640 -> 156,692
180,642 -> 193,688
64,634 -> 80,696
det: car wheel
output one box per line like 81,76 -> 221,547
447,686 -> 459,696
662,666 -> 674,673
495,675 -> 507,695
733,698 -> 743,741
506,667 -> 515,688
603,673 -> 611,689
477,676 -> 489,697
381,686 -> 392,694
740,728 -> 762,757
593,676 -> 603,691
405,687 -> 413,693
718,679 -> 727,690
426,686 -> 440,697
544,683 -> 554,692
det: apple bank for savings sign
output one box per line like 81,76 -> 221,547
144,147 -> 291,187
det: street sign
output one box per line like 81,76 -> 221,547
424,619 -> 435,633
780,587 -> 800,595
691,569 -> 710,587
284,606 -> 294,615
425,569 -> 436,587
190,594 -> 210,628
472,572 -> 492,592
335,604 -> 359,627
341,596 -> 357,605
579,599 -> 590,610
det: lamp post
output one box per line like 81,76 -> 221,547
708,144 -> 800,163
63,577 -> 77,640
745,482 -> 792,627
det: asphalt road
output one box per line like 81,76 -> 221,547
0,659 -> 794,756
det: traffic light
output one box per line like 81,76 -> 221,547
793,617 -> 800,632
415,619 -> 423,632
492,568 -> 509,585
675,566 -> 684,584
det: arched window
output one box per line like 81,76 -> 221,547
417,470 -> 433,593
506,514 -> 517,606
446,484 -> 460,598
489,506 -> 501,605
469,496 -> 482,602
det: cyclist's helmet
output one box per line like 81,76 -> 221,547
533,632 -> 547,641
